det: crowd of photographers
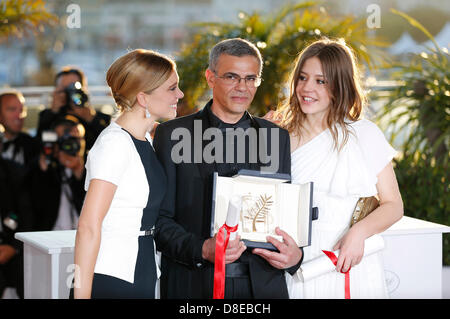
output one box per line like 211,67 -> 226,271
0,66 -> 111,298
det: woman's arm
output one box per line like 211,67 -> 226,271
334,162 -> 404,273
352,162 -> 404,237
73,179 -> 117,299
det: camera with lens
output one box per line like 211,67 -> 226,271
64,81 -> 88,109
41,130 -> 81,165
58,133 -> 81,156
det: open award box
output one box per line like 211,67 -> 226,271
211,169 -> 317,250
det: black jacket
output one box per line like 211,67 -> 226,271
0,158 -> 33,249
0,158 -> 32,298
1,132 -> 40,168
153,101 -> 296,299
24,161 -> 86,231
37,108 -> 110,150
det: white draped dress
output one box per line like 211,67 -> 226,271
286,119 -> 396,299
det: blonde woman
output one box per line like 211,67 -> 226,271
276,39 -> 403,298
73,49 -> 183,298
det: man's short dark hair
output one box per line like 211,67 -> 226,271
208,38 -> 263,76
51,114 -> 79,129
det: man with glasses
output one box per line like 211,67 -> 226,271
153,38 -> 303,299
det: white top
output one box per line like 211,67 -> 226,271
287,119 -> 397,298
291,119 -> 396,198
84,122 -> 150,283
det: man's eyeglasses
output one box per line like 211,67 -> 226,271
213,71 -> 263,88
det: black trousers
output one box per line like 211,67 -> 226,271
0,254 -> 24,299
91,273 -> 154,299
224,276 -> 253,299
223,262 -> 253,299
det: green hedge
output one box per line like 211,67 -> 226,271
393,156 -> 449,265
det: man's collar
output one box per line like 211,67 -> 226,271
1,133 -> 15,143
205,99 -> 251,129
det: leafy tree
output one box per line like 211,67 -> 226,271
379,9 -> 448,167
0,0 -> 57,43
376,5 -> 450,44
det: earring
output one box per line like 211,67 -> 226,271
145,107 -> 151,119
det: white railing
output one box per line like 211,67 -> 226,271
10,85 -> 116,109
11,80 -> 401,108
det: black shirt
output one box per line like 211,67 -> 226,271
204,101 -> 259,177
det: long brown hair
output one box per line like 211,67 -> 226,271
279,38 -> 366,150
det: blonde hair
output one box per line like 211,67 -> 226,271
106,49 -> 176,112
278,38 -> 366,151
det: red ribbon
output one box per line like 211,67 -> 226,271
213,223 -> 238,299
322,250 -> 351,299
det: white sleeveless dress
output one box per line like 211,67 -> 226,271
286,119 -> 396,299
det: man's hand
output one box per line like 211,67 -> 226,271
252,227 -> 302,269
0,245 -> 17,264
58,152 -> 85,180
51,89 -> 66,113
38,153 -> 49,172
70,106 -> 96,123
202,234 -> 246,264
224,235 -> 246,264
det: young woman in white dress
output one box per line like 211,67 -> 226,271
277,38 -> 404,298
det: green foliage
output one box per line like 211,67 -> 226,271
376,10 -> 449,264
379,50 -> 449,165
176,1 -> 387,115
379,10 -> 449,166
0,0 -> 57,42
376,5 -> 450,44
393,156 -> 449,265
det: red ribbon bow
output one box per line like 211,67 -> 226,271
322,250 -> 351,299
213,223 -> 238,299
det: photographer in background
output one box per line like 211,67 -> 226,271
0,132 -> 33,299
37,66 -> 111,150
0,90 -> 40,169
25,115 -> 86,231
